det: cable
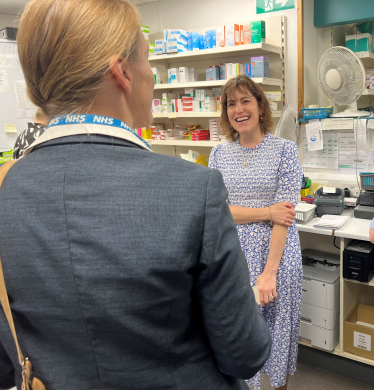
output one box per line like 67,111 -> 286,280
333,236 -> 340,250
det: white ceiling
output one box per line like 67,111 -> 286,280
0,0 -> 158,16
0,0 -> 29,15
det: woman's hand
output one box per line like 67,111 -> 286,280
269,202 -> 295,227
256,272 -> 277,308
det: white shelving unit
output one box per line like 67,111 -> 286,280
149,16 -> 286,157
154,77 -> 283,90
149,140 -> 222,147
153,111 -> 282,119
148,43 -> 282,65
297,210 -> 374,367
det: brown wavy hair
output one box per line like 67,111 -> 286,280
220,74 -> 273,142
17,0 -> 140,119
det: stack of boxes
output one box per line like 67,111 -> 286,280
264,91 -> 282,112
153,21 -> 265,55
152,88 -> 221,114
167,67 -> 198,84
209,119 -> 220,141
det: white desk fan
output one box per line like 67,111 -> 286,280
318,46 -> 370,118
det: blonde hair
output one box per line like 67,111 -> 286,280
220,74 -> 273,142
17,0 -> 140,119
35,108 -> 49,124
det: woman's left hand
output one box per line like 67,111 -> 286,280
256,272 -> 278,308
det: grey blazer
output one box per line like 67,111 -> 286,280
0,134 -> 271,390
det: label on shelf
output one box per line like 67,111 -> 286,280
169,113 -> 177,118
354,331 -> 372,351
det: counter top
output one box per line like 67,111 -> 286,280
296,209 -> 371,241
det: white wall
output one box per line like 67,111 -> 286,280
137,0 -> 299,111
0,13 -> 19,30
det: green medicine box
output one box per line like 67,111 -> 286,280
345,35 -> 357,52
250,20 -> 265,44
356,33 -> 372,52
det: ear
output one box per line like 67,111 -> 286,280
108,56 -> 132,94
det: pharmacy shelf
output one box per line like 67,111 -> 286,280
153,111 -> 282,119
356,51 -> 374,60
153,112 -> 220,118
299,340 -> 342,356
343,351 -> 374,367
148,43 -> 282,64
154,78 -> 283,90
344,276 -> 374,287
362,89 -> 374,96
150,140 -> 222,147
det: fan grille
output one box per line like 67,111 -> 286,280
318,47 -> 365,105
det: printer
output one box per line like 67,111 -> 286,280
314,187 -> 344,217
300,249 -> 340,351
343,240 -> 374,283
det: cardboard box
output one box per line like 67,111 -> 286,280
250,20 -> 266,44
225,24 -> 240,46
251,56 -> 269,78
344,304 -> 374,360
216,26 -> 225,47
243,24 -> 251,44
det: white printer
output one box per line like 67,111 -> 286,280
300,249 -> 340,351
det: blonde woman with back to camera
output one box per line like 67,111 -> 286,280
209,74 -> 303,390
0,1 -> 271,390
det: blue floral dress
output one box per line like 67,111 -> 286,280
209,133 -> 303,390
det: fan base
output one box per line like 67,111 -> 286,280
330,110 -> 370,118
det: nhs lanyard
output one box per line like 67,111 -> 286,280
48,114 -> 151,150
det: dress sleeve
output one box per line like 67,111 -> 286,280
208,146 -> 219,169
273,141 -> 302,206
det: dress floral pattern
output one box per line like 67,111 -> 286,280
209,133 -> 303,389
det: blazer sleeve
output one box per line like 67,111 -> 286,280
0,338 -> 15,390
196,168 -> 271,380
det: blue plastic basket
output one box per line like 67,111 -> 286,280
301,107 -> 333,120
360,172 -> 374,190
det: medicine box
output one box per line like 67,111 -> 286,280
184,88 -> 194,97
216,26 -> 225,47
170,68 -> 180,84
269,102 -> 277,111
162,92 -> 177,100
357,33 -> 372,52
201,90 -> 213,100
250,20 -> 266,44
345,35 -> 357,52
204,97 -> 217,112
225,24 -> 240,46
220,63 -> 226,80
154,47 -> 163,55
344,304 -> 374,360
193,101 -> 201,112
206,66 -> 220,81
189,68 -> 198,82
251,56 -> 269,78
194,89 -> 202,101
264,91 -> 282,101
151,68 -> 160,85
192,32 -> 200,50
245,63 -> 251,77
243,24 -> 251,44
179,67 -> 190,83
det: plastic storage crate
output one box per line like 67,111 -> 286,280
295,203 -> 316,224
360,172 -> 374,191
301,107 -> 333,120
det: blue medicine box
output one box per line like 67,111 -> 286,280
357,33 -> 372,52
192,32 -> 199,50
206,66 -> 220,81
245,63 -> 251,77
251,56 -> 269,78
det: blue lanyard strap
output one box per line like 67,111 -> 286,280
47,114 -> 151,150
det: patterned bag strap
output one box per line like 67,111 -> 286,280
0,160 -> 47,390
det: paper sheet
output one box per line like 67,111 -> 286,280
338,151 -> 368,174
354,119 -> 368,151
367,120 -> 374,151
14,80 -> 36,109
306,121 -> 323,151
303,131 -> 338,169
4,124 -> 17,133
0,69 -> 9,93
338,131 -> 356,152
321,118 -> 353,130
15,108 -> 38,120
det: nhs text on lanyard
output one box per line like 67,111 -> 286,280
48,114 -> 151,150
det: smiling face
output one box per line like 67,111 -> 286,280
227,86 -> 262,137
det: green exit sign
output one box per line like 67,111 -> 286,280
257,0 -> 295,14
